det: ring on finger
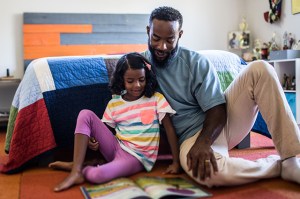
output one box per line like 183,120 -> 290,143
204,159 -> 210,164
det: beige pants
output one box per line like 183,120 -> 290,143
180,60 -> 300,187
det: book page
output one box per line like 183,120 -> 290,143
135,176 -> 212,199
81,178 -> 151,199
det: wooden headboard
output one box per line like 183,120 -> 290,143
23,13 -> 149,69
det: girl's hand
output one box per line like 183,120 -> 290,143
88,137 -> 99,151
163,162 -> 181,174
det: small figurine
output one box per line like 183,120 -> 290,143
282,73 -> 288,89
292,40 -> 300,50
261,42 -> 270,60
267,32 -> 280,52
288,33 -> 295,49
282,74 -> 294,90
291,76 -> 296,90
286,76 -> 292,90
253,39 -> 262,60
239,17 -> 248,32
283,31 -> 288,50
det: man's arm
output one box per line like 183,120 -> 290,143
186,103 -> 227,180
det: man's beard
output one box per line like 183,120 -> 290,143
148,40 -> 179,68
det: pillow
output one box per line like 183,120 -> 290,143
197,50 -> 245,91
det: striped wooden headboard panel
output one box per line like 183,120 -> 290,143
23,13 -> 149,69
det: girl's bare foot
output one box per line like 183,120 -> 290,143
49,161 -> 73,171
54,171 -> 84,192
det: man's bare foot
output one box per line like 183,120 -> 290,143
54,171 -> 84,192
49,161 -> 73,171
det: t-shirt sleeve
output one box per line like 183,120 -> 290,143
155,92 -> 176,124
101,101 -> 116,128
193,56 -> 226,112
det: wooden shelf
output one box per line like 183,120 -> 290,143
269,58 -> 299,124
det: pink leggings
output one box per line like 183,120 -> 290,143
75,109 -> 144,184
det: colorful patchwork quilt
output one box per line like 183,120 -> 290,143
1,55 -> 119,173
198,50 -> 245,91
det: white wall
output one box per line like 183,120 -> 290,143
0,0 -> 243,78
1,0 -> 299,79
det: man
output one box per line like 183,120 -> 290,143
142,6 -> 300,187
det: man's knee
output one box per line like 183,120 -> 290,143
248,60 -> 276,79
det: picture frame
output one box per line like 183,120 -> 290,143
228,31 -> 250,50
292,0 -> 300,15
228,31 -> 240,49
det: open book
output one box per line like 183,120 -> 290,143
80,176 -> 212,199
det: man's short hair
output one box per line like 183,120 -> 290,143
149,6 -> 183,29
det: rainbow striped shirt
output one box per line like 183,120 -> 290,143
102,92 -> 176,171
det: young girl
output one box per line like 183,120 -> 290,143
49,52 -> 181,192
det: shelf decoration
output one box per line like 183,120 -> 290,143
292,0 -> 300,14
228,31 -> 250,50
282,74 -> 296,91
264,0 -> 282,23
228,17 -> 250,50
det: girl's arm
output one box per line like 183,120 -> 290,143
161,113 -> 181,174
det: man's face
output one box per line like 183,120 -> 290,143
147,19 -> 183,67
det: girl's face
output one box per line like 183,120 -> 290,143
123,68 -> 146,101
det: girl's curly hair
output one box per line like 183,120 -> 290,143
109,52 -> 157,98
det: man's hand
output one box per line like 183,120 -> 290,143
186,104 -> 226,181
187,141 -> 218,181
88,137 -> 99,151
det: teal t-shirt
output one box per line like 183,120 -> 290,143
143,47 -> 226,144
